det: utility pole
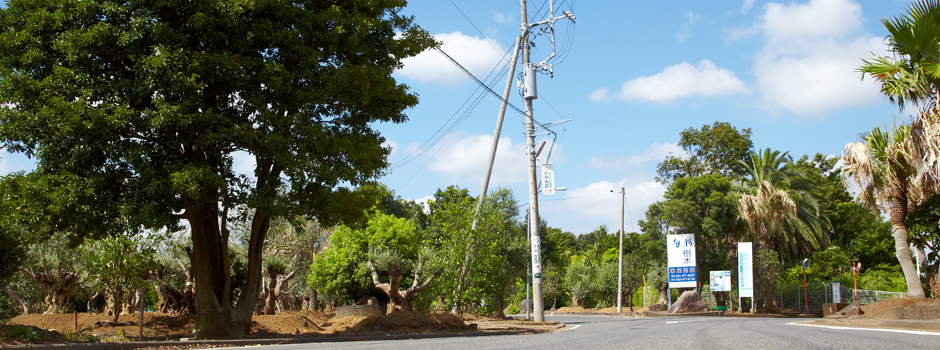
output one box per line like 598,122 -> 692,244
520,0 -> 545,323
617,187 -> 624,313
473,36 -> 522,227
519,0 -> 574,323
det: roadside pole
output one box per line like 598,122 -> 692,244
617,187 -> 624,313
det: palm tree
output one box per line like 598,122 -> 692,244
860,0 -> 940,113
737,148 -> 828,310
737,149 -> 828,254
842,125 -> 934,298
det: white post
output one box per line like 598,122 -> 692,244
522,1 -> 545,323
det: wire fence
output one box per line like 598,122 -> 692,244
644,284 -> 908,311
696,283 -> 907,311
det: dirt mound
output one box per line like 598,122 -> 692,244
860,298 -> 940,320
253,310 -> 332,335
596,306 -> 649,313
556,306 -> 589,313
9,312 -> 195,339
335,311 -> 469,334
6,310 -> 468,341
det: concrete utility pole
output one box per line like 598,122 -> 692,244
617,187 -> 624,313
520,0 -> 545,323
519,0 -> 574,323
473,36 -> 522,227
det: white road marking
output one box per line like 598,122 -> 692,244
787,321 -> 940,336
558,324 -> 581,332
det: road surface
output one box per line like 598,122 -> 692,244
221,314 -> 940,349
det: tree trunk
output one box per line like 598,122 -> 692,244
890,194 -> 925,298
309,288 -> 318,311
188,203 -> 269,339
366,260 -> 435,315
492,292 -> 506,319
2,286 -> 30,315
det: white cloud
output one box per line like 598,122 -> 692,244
425,132 -> 529,186
588,87 -> 610,102
676,12 -> 703,43
491,10 -> 514,24
613,60 -> 751,103
539,179 -> 667,234
589,142 -> 686,174
412,195 -> 434,214
396,32 -> 507,86
742,0 -> 757,13
749,0 -> 885,117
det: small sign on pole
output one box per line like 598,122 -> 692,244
541,165 -> 555,195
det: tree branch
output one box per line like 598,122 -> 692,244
366,260 -> 390,293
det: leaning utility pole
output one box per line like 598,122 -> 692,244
520,0 -> 574,323
473,36 -> 522,226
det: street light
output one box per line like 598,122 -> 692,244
801,259 -> 810,311
852,262 -> 862,302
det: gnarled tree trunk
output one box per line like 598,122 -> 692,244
20,266 -> 79,314
366,260 -> 437,314
263,270 -> 295,315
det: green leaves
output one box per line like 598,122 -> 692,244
656,122 -> 754,184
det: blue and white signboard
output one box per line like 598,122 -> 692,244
738,242 -> 753,298
667,234 -> 696,288
710,271 -> 731,292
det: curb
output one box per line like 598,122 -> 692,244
0,329 -> 538,350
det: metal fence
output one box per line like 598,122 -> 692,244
695,283 -> 907,311
778,283 -> 907,311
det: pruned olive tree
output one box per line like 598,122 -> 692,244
0,0 -> 434,339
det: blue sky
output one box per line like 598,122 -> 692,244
0,0 -> 918,235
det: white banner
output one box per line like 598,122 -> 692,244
667,234 -> 696,288
738,242 -> 753,298
710,271 -> 731,292
531,236 -> 542,279
541,165 -> 555,195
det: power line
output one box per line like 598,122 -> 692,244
448,0 -> 505,57
435,47 -> 529,117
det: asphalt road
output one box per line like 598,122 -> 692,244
221,315 -> 940,350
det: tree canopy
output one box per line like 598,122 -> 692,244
656,121 -> 754,183
0,0 -> 434,338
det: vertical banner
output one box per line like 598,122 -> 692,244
541,164 -> 555,196
531,236 -> 542,279
738,242 -> 753,298
667,234 -> 696,288
831,282 -> 841,303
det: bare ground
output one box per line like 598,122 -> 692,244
2,310 -> 561,345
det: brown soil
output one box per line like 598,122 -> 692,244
858,298 -> 940,320
556,306 -> 588,313
556,306 -> 649,314
4,309 -> 472,344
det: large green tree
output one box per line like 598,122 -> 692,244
656,122 -> 754,183
0,0 -> 434,338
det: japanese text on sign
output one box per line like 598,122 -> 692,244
666,234 -> 696,289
